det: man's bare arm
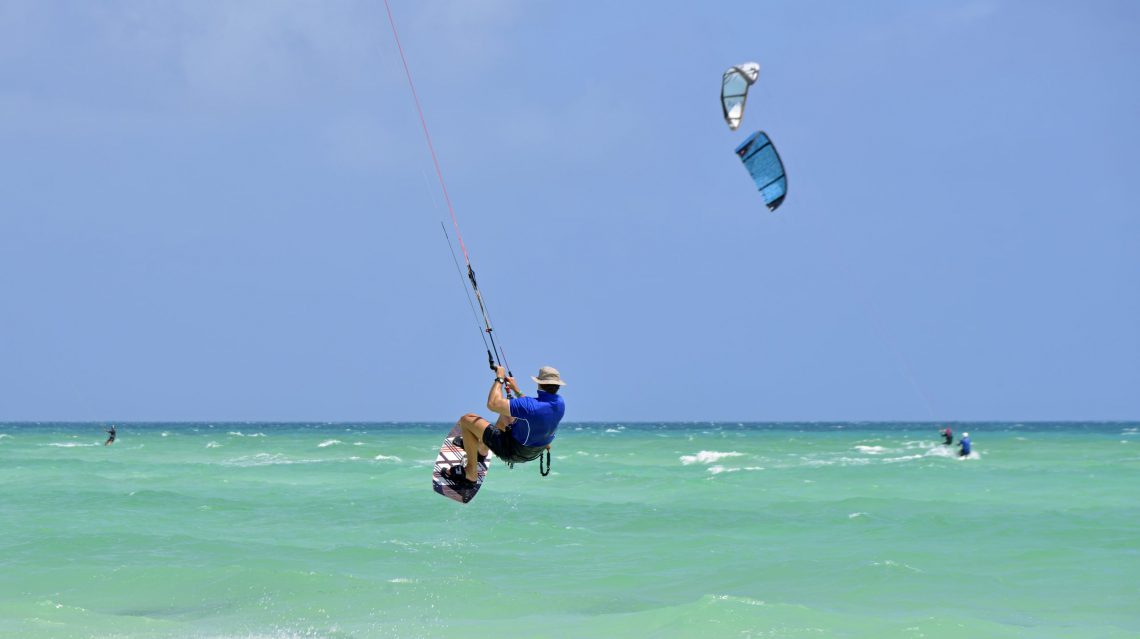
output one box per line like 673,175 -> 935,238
486,368 -> 511,416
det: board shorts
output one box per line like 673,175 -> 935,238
482,422 -> 546,464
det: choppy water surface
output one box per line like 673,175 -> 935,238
1,422 -> 1137,638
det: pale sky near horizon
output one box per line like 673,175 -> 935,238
1,1 -> 1136,422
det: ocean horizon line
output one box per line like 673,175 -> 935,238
3,420 -> 1137,430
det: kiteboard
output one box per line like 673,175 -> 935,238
432,425 -> 490,504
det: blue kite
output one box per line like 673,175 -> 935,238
734,130 -> 787,212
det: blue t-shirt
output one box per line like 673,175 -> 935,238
959,437 -> 971,455
509,391 -> 565,447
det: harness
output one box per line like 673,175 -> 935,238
540,447 -> 551,476
501,425 -> 552,476
504,448 -> 551,475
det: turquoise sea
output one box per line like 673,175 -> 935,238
1,422 -> 1137,639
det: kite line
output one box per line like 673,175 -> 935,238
383,0 -> 513,381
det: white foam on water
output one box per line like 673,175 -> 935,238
925,445 -> 957,458
882,454 -> 924,463
317,439 -> 342,448
849,512 -> 868,519
871,559 -> 923,573
374,454 -> 402,462
712,594 -> 767,606
40,599 -> 87,612
707,464 -> 764,475
800,456 -> 872,468
222,453 -> 323,467
206,441 -> 222,448
228,431 -> 266,437
855,445 -> 886,454
46,442 -> 98,447
353,442 -> 365,446
681,450 -> 744,465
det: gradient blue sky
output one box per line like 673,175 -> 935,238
1,1 -> 1136,422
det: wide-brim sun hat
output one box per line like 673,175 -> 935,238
531,366 -> 566,386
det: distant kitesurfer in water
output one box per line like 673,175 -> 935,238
448,366 -> 566,486
104,425 -> 117,446
958,432 -> 971,457
941,427 -> 953,445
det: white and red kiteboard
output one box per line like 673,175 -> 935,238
432,425 -> 490,504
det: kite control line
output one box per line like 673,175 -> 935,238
383,0 -> 514,386
441,223 -> 494,357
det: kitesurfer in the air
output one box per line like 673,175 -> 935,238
941,427 -> 953,445
448,366 -> 566,486
958,432 -> 972,457
104,425 -> 116,446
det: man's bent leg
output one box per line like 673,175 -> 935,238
458,414 -> 490,482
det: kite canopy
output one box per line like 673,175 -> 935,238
735,130 -> 787,212
721,62 -> 760,131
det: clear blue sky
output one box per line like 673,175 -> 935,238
1,1 -> 1136,422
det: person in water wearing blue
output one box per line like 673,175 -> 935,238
958,432 -> 972,457
449,365 -> 566,486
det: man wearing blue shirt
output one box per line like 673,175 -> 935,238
449,365 -> 566,486
958,432 -> 972,457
